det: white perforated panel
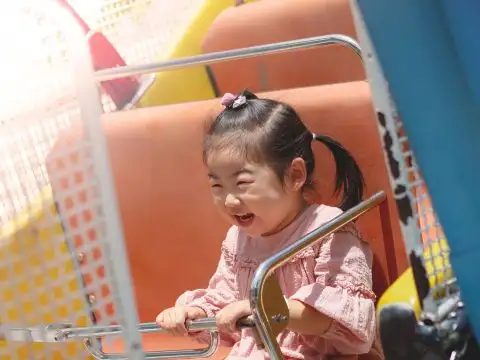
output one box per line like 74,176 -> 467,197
351,0 -> 455,318
0,2 -> 147,359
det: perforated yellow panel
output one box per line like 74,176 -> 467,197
400,134 -> 453,298
0,188 -> 91,359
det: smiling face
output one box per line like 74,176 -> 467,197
206,147 -> 308,237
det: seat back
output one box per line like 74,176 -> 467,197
202,0 -> 365,95
46,82 -> 407,325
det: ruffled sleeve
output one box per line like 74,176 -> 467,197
175,227 -> 240,346
289,224 -> 376,354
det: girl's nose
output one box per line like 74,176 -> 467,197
224,193 -> 241,208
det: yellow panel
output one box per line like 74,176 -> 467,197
377,238 -> 453,320
139,0 -> 258,107
376,268 -> 421,319
423,237 -> 452,298
0,186 -> 92,359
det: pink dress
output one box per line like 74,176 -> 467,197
176,204 -> 376,360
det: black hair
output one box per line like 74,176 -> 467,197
203,90 -> 365,210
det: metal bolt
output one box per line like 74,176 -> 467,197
447,311 -> 457,319
88,294 -> 96,305
272,314 -> 288,323
76,252 -> 85,263
131,342 -> 142,350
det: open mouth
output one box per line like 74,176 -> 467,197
234,213 -> 255,227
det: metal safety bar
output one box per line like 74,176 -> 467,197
57,317 -> 255,342
94,34 -> 362,82
249,191 -> 387,360
0,319 -> 230,343
84,336 -> 219,360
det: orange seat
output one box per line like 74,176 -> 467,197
46,82 -> 405,358
202,0 -> 365,95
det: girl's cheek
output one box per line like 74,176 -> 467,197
246,186 -> 275,201
238,188 -> 257,202
212,194 -> 224,206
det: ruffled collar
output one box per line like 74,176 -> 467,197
227,204 -> 325,268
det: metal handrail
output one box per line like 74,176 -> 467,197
84,332 -> 219,360
250,191 -> 387,360
94,34 -> 362,82
51,317 -> 255,342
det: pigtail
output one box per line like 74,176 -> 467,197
313,133 -> 365,211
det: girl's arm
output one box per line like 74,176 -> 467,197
230,298 -> 334,335
175,227 -> 240,345
287,224 -> 376,354
176,248 -> 236,317
286,299 -> 333,335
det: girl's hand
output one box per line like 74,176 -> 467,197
156,306 -> 207,337
216,300 -> 251,333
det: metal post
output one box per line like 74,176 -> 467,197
61,5 -> 145,359
350,0 -> 438,316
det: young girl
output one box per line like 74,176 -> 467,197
156,91 -> 377,359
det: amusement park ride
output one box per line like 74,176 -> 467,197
0,0 -> 478,359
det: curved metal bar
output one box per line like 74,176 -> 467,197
53,317 -> 255,342
84,331 -> 219,360
122,74 -> 157,110
249,191 -> 387,360
51,317 -> 255,360
94,34 -> 362,82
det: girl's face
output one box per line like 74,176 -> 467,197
206,149 -> 308,237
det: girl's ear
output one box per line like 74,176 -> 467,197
285,158 -> 307,192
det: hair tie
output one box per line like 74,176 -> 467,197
221,93 -> 236,107
232,95 -> 247,109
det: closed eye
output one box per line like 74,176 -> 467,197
237,181 -> 252,187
